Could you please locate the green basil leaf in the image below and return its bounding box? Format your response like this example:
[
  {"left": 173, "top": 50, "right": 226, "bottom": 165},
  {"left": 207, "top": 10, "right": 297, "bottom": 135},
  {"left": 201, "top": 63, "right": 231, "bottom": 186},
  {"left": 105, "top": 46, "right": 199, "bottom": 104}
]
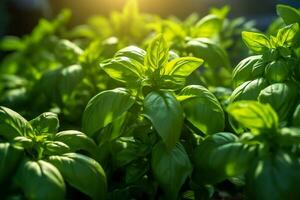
[
  {"left": 192, "top": 14, "right": 223, "bottom": 38},
  {"left": 44, "top": 141, "right": 70, "bottom": 155},
  {"left": 258, "top": 83, "right": 298, "bottom": 122},
  {"left": 0, "top": 143, "right": 23, "bottom": 184},
  {"left": 246, "top": 152, "right": 300, "bottom": 200},
  {"left": 0, "top": 106, "right": 33, "bottom": 139},
  {"left": 144, "top": 34, "right": 169, "bottom": 71},
  {"left": 115, "top": 45, "right": 146, "bottom": 64},
  {"left": 13, "top": 136, "right": 33, "bottom": 148},
  {"left": 82, "top": 88, "right": 135, "bottom": 137},
  {"left": 179, "top": 85, "right": 224, "bottom": 134},
  {"left": 0, "top": 36, "right": 25, "bottom": 51},
  {"left": 100, "top": 57, "right": 144, "bottom": 84},
  {"left": 54, "top": 39, "right": 83, "bottom": 64},
  {"left": 227, "top": 101, "right": 278, "bottom": 134},
  {"left": 54, "top": 130, "right": 98, "bottom": 157},
  {"left": 230, "top": 78, "right": 268, "bottom": 102},
  {"left": 152, "top": 141, "right": 192, "bottom": 200},
  {"left": 242, "top": 31, "right": 270, "bottom": 53},
  {"left": 293, "top": 104, "right": 300, "bottom": 127},
  {"left": 276, "top": 23, "right": 299, "bottom": 47},
  {"left": 113, "top": 138, "right": 149, "bottom": 167},
  {"left": 232, "top": 55, "right": 263, "bottom": 88},
  {"left": 144, "top": 91, "right": 183, "bottom": 149},
  {"left": 48, "top": 153, "right": 107, "bottom": 200},
  {"left": 193, "top": 132, "right": 256, "bottom": 184},
  {"left": 277, "top": 128, "right": 300, "bottom": 146},
  {"left": 125, "top": 159, "right": 149, "bottom": 184},
  {"left": 186, "top": 38, "right": 231, "bottom": 69},
  {"left": 15, "top": 159, "right": 65, "bottom": 200},
  {"left": 276, "top": 4, "right": 300, "bottom": 25},
  {"left": 162, "top": 57, "right": 203, "bottom": 84},
  {"left": 264, "top": 60, "right": 290, "bottom": 83},
  {"left": 30, "top": 112, "right": 59, "bottom": 135},
  {"left": 59, "top": 64, "right": 84, "bottom": 96}
]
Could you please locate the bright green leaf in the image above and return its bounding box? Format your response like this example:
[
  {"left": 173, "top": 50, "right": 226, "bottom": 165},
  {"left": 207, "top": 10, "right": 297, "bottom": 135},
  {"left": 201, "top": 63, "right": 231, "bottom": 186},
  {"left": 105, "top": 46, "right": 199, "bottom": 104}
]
[
  {"left": 100, "top": 57, "right": 144, "bottom": 84},
  {"left": 162, "top": 57, "right": 203, "bottom": 83},
  {"left": 276, "top": 23, "right": 299, "bottom": 47},
  {"left": 115, "top": 45, "right": 146, "bottom": 64},
  {"left": 242, "top": 31, "right": 270, "bottom": 53},
  {"left": 144, "top": 34, "right": 169, "bottom": 71},
  {"left": 193, "top": 14, "right": 223, "bottom": 38},
  {"left": 82, "top": 88, "right": 135, "bottom": 137},
  {"left": 227, "top": 101, "right": 279, "bottom": 134}
]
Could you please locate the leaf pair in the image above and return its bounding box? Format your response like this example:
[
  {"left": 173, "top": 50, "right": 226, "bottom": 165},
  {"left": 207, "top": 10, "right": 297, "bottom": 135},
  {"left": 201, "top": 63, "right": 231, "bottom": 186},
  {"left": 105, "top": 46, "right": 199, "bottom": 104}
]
[
  {"left": 0, "top": 106, "right": 107, "bottom": 200},
  {"left": 242, "top": 23, "right": 299, "bottom": 53},
  {"left": 144, "top": 85, "right": 225, "bottom": 150},
  {"left": 100, "top": 34, "right": 203, "bottom": 90}
]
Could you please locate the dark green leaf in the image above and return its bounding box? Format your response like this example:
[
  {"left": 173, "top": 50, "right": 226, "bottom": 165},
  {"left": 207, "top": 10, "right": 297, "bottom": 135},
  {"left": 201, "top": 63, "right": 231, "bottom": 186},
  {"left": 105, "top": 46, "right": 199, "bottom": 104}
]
[
  {"left": 179, "top": 85, "right": 224, "bottom": 134},
  {"left": 30, "top": 112, "right": 59, "bottom": 135},
  {"left": 0, "top": 143, "right": 23, "bottom": 184},
  {"left": 193, "top": 132, "right": 256, "bottom": 184},
  {"left": 277, "top": 128, "right": 300, "bottom": 146},
  {"left": 144, "top": 91, "right": 183, "bottom": 149},
  {"left": 44, "top": 141, "right": 70, "bottom": 155},
  {"left": 246, "top": 152, "right": 300, "bottom": 200},
  {"left": 59, "top": 64, "right": 84, "bottom": 96},
  {"left": 232, "top": 55, "right": 263, "bottom": 88},
  {"left": 152, "top": 141, "right": 192, "bottom": 200},
  {"left": 276, "top": 4, "right": 300, "bottom": 25},
  {"left": 15, "top": 159, "right": 65, "bottom": 200},
  {"left": 264, "top": 60, "right": 290, "bottom": 83},
  {"left": 54, "top": 130, "right": 98, "bottom": 157},
  {"left": 186, "top": 38, "right": 231, "bottom": 69},
  {"left": 48, "top": 153, "right": 107, "bottom": 200},
  {"left": 293, "top": 104, "right": 300, "bottom": 127},
  {"left": 230, "top": 78, "right": 268, "bottom": 102},
  {"left": 258, "top": 83, "right": 298, "bottom": 122},
  {"left": 0, "top": 106, "right": 33, "bottom": 140}
]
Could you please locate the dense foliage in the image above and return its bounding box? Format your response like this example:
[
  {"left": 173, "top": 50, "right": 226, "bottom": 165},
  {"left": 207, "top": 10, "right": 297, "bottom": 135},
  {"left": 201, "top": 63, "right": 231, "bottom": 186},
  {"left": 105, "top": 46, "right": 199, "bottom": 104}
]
[{"left": 0, "top": 1, "right": 300, "bottom": 199}]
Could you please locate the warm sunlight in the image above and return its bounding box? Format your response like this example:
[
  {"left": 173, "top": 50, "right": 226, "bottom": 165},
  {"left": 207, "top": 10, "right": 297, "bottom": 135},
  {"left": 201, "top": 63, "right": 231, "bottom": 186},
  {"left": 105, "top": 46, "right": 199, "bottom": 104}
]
[{"left": 1, "top": 0, "right": 300, "bottom": 199}]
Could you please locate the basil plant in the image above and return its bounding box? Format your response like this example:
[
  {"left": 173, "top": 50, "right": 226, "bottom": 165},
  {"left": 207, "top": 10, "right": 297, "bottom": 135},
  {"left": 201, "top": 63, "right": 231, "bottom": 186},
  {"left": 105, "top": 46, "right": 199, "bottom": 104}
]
[
  {"left": 82, "top": 34, "right": 225, "bottom": 199},
  {"left": 0, "top": 106, "right": 106, "bottom": 200},
  {"left": 230, "top": 5, "right": 300, "bottom": 126},
  {"left": 193, "top": 101, "right": 300, "bottom": 200}
]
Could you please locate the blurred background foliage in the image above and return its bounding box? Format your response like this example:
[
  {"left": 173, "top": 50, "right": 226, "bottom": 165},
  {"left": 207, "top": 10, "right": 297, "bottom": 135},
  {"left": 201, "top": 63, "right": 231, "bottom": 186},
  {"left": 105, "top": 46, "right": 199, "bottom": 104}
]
[{"left": 0, "top": 0, "right": 299, "bottom": 38}]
